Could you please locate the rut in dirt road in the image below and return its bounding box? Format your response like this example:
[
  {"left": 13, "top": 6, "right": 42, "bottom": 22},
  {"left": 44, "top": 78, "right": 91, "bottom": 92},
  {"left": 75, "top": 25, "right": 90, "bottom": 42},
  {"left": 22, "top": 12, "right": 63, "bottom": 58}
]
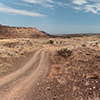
[{"left": 0, "top": 49, "right": 50, "bottom": 100}]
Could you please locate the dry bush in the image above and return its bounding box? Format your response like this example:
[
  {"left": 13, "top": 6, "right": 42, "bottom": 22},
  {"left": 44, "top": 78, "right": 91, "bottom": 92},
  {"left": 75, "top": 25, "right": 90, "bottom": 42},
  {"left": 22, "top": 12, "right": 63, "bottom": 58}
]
[
  {"left": 88, "top": 92, "right": 100, "bottom": 100},
  {"left": 3, "top": 42, "right": 19, "bottom": 48},
  {"left": 81, "top": 44, "right": 86, "bottom": 47},
  {"left": 48, "top": 40, "right": 54, "bottom": 44},
  {"left": 57, "top": 48, "right": 72, "bottom": 58},
  {"left": 0, "top": 38, "right": 4, "bottom": 40}
]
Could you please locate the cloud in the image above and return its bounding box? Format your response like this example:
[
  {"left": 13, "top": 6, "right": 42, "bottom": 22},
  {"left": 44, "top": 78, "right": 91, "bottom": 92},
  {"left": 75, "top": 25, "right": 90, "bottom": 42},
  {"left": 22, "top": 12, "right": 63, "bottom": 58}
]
[
  {"left": 22, "top": 0, "right": 44, "bottom": 4},
  {"left": 0, "top": 3, "right": 46, "bottom": 17},
  {"left": 71, "top": 0, "right": 100, "bottom": 14},
  {"left": 13, "top": 2, "right": 32, "bottom": 7},
  {"left": 73, "top": 0, "right": 87, "bottom": 5},
  {"left": 22, "top": 0, "right": 53, "bottom": 8},
  {"left": 84, "top": 4, "right": 97, "bottom": 14},
  {"left": 72, "top": 6, "right": 82, "bottom": 10},
  {"left": 13, "top": 0, "right": 100, "bottom": 15},
  {"left": 22, "top": 0, "right": 66, "bottom": 8},
  {"left": 47, "top": 0, "right": 54, "bottom": 3}
]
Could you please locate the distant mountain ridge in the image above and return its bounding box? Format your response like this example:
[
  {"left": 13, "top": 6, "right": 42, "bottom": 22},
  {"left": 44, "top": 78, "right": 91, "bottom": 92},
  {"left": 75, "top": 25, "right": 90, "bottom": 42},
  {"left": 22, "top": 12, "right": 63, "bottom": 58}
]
[{"left": 0, "top": 24, "right": 48, "bottom": 38}]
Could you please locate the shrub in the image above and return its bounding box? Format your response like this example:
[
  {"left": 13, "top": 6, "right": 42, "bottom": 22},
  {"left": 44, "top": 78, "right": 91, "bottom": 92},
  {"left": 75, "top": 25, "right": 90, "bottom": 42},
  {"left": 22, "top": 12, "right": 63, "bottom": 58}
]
[
  {"left": 67, "top": 36, "right": 71, "bottom": 38},
  {"left": 57, "top": 48, "right": 72, "bottom": 58},
  {"left": 3, "top": 42, "right": 19, "bottom": 48},
  {"left": 0, "top": 38, "right": 4, "bottom": 40},
  {"left": 48, "top": 40, "right": 54, "bottom": 44},
  {"left": 81, "top": 44, "right": 86, "bottom": 47},
  {"left": 60, "top": 41, "right": 62, "bottom": 44},
  {"left": 56, "top": 41, "right": 58, "bottom": 44},
  {"left": 88, "top": 92, "right": 100, "bottom": 100}
]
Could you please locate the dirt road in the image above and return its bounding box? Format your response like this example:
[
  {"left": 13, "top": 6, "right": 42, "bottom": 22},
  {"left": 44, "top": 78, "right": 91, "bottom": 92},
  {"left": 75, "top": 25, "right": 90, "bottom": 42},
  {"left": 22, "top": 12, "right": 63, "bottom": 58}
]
[{"left": 0, "top": 49, "right": 50, "bottom": 100}]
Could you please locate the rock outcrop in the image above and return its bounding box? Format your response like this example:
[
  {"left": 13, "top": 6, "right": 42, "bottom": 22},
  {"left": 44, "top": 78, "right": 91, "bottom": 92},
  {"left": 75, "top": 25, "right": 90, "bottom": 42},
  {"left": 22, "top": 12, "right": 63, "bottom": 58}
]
[{"left": 0, "top": 24, "right": 47, "bottom": 38}]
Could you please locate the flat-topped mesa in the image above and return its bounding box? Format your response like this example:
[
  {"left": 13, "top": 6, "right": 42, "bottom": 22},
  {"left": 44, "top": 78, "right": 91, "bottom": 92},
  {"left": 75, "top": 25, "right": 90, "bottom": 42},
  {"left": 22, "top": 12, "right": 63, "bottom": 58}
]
[{"left": 0, "top": 25, "right": 48, "bottom": 38}]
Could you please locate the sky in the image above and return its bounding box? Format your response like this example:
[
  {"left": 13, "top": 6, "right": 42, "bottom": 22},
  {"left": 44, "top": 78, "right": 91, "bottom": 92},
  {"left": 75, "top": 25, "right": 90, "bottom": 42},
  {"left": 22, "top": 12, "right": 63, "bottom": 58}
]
[{"left": 0, "top": 0, "right": 100, "bottom": 34}]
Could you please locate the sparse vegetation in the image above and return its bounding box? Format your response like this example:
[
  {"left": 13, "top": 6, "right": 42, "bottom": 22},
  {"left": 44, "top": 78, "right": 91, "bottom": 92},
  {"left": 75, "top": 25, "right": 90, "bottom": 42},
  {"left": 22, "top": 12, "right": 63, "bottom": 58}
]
[
  {"left": 60, "top": 41, "right": 62, "bottom": 44},
  {"left": 57, "top": 48, "right": 72, "bottom": 58},
  {"left": 0, "top": 38, "right": 4, "bottom": 40},
  {"left": 0, "top": 27, "right": 100, "bottom": 100},
  {"left": 88, "top": 92, "right": 100, "bottom": 100},
  {"left": 81, "top": 44, "right": 86, "bottom": 47},
  {"left": 3, "top": 42, "right": 19, "bottom": 48},
  {"left": 0, "top": 25, "right": 47, "bottom": 38},
  {"left": 47, "top": 40, "right": 54, "bottom": 44},
  {"left": 56, "top": 41, "right": 58, "bottom": 44}
]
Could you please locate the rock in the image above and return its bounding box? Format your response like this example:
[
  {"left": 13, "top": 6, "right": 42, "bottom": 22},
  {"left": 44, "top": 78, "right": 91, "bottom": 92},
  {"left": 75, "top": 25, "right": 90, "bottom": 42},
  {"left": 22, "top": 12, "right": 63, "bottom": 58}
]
[
  {"left": 86, "top": 74, "right": 99, "bottom": 79},
  {"left": 85, "top": 82, "right": 90, "bottom": 86},
  {"left": 90, "top": 74, "right": 99, "bottom": 79},
  {"left": 16, "top": 46, "right": 19, "bottom": 48},
  {"left": 37, "top": 83, "right": 39, "bottom": 85},
  {"left": 1, "top": 55, "right": 6, "bottom": 58},
  {"left": 7, "top": 52, "right": 13, "bottom": 56},
  {"left": 53, "top": 96, "right": 57, "bottom": 100},
  {"left": 46, "top": 87, "right": 51, "bottom": 90},
  {"left": 32, "top": 46, "right": 34, "bottom": 48},
  {"left": 93, "top": 86, "right": 96, "bottom": 89},
  {"left": 14, "top": 50, "right": 19, "bottom": 53},
  {"left": 21, "top": 46, "right": 24, "bottom": 49},
  {"left": 0, "top": 64, "right": 3, "bottom": 67},
  {"left": 20, "top": 52, "right": 24, "bottom": 55},
  {"left": 57, "top": 79, "right": 66, "bottom": 85},
  {"left": 96, "top": 81, "right": 98, "bottom": 83},
  {"left": 90, "top": 88, "right": 92, "bottom": 90},
  {"left": 0, "top": 50, "right": 5, "bottom": 54}
]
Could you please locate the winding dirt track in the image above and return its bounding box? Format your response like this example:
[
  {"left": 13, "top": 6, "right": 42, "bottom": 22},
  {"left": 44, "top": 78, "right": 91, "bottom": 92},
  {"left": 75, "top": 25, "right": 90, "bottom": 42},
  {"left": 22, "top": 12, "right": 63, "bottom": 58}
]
[{"left": 0, "top": 49, "right": 50, "bottom": 100}]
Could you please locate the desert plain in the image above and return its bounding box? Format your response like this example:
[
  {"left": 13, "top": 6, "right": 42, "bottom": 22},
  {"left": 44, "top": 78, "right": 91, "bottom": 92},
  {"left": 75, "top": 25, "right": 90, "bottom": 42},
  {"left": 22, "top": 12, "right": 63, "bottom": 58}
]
[{"left": 0, "top": 25, "right": 100, "bottom": 100}]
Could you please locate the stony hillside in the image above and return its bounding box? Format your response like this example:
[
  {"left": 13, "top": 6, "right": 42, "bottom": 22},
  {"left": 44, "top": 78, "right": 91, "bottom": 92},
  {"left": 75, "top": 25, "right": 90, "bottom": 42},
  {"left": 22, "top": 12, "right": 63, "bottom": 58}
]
[{"left": 0, "top": 25, "right": 47, "bottom": 38}]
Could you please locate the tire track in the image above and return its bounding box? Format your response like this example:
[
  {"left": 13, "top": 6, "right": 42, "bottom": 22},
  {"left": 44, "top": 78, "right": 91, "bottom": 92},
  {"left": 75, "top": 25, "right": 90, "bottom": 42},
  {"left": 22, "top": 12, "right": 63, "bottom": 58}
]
[{"left": 0, "top": 49, "right": 49, "bottom": 100}]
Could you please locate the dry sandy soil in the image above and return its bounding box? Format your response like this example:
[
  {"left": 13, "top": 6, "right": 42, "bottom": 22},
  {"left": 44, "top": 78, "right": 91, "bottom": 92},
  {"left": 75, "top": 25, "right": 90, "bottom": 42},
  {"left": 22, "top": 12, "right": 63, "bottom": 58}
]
[{"left": 0, "top": 35, "right": 100, "bottom": 100}]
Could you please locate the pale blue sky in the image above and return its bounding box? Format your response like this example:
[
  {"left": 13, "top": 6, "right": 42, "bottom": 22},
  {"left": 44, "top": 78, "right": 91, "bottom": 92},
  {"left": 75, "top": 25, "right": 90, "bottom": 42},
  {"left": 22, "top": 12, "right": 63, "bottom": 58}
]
[{"left": 0, "top": 0, "right": 100, "bottom": 34}]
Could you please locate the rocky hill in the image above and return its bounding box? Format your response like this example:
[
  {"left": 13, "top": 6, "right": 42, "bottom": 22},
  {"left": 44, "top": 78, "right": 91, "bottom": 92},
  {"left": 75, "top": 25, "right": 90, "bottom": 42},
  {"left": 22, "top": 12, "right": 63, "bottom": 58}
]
[
  {"left": 40, "top": 31, "right": 51, "bottom": 37},
  {"left": 0, "top": 24, "right": 47, "bottom": 38}
]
